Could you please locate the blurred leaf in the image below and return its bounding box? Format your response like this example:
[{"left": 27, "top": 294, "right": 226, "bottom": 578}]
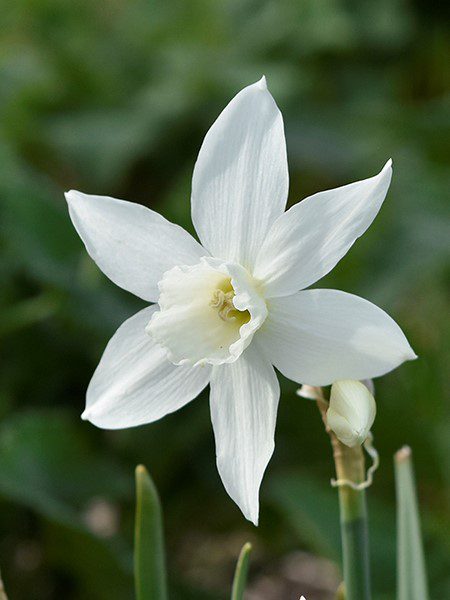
[
  {"left": 230, "top": 542, "right": 252, "bottom": 600},
  {"left": 134, "top": 465, "right": 167, "bottom": 600},
  {"left": 0, "top": 142, "right": 79, "bottom": 288},
  {"left": 0, "top": 410, "right": 130, "bottom": 515},
  {"left": 44, "top": 521, "right": 133, "bottom": 600},
  {"left": 395, "top": 446, "right": 429, "bottom": 600},
  {"left": 0, "top": 292, "right": 59, "bottom": 338},
  {"left": 266, "top": 469, "right": 398, "bottom": 595},
  {"left": 0, "top": 410, "right": 133, "bottom": 598},
  {"left": 267, "top": 470, "right": 341, "bottom": 560}
]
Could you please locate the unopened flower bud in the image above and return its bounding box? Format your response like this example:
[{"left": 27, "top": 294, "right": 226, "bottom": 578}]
[{"left": 326, "top": 380, "right": 376, "bottom": 448}]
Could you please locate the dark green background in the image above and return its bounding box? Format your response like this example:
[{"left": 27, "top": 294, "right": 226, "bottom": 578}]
[{"left": 0, "top": 1, "right": 448, "bottom": 598}]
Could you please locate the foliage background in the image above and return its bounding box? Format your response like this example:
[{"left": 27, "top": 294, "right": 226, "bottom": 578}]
[{"left": 0, "top": 1, "right": 448, "bottom": 598}]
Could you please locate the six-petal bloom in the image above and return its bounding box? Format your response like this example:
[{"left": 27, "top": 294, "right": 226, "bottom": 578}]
[{"left": 66, "top": 77, "right": 416, "bottom": 524}]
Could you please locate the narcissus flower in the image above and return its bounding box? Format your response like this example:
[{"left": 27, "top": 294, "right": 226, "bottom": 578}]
[
  {"left": 66, "top": 77, "right": 416, "bottom": 524},
  {"left": 327, "top": 380, "right": 376, "bottom": 447}
]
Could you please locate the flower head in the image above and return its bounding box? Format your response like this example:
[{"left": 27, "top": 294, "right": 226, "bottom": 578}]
[
  {"left": 326, "top": 380, "right": 376, "bottom": 447},
  {"left": 66, "top": 77, "right": 416, "bottom": 524}
]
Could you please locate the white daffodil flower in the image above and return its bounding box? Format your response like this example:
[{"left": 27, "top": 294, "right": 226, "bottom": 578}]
[
  {"left": 326, "top": 380, "right": 376, "bottom": 447},
  {"left": 66, "top": 77, "right": 416, "bottom": 524}
]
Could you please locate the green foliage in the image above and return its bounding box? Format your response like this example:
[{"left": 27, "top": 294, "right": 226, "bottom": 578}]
[
  {"left": 230, "top": 542, "right": 252, "bottom": 600},
  {"left": 395, "top": 447, "right": 429, "bottom": 600},
  {"left": 134, "top": 466, "right": 167, "bottom": 600},
  {"left": 0, "top": 411, "right": 133, "bottom": 598},
  {"left": 0, "top": 0, "right": 448, "bottom": 597},
  {"left": 267, "top": 468, "right": 448, "bottom": 599}
]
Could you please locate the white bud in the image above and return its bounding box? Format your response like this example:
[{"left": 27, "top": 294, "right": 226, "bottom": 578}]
[{"left": 326, "top": 380, "right": 376, "bottom": 448}]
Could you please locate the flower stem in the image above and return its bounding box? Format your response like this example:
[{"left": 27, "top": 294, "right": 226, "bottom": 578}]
[
  {"left": 316, "top": 395, "right": 372, "bottom": 600},
  {"left": 334, "top": 442, "right": 371, "bottom": 600}
]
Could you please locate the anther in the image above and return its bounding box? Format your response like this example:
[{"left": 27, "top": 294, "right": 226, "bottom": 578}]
[{"left": 210, "top": 289, "right": 237, "bottom": 322}]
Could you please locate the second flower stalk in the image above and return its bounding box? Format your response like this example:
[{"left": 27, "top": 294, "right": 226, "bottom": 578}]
[{"left": 304, "top": 380, "right": 378, "bottom": 600}]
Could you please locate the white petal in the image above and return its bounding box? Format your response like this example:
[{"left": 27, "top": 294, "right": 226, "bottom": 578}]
[
  {"left": 191, "top": 77, "right": 289, "bottom": 270},
  {"left": 296, "top": 385, "right": 324, "bottom": 401},
  {"left": 209, "top": 342, "right": 280, "bottom": 524},
  {"left": 83, "top": 305, "right": 211, "bottom": 429},
  {"left": 260, "top": 289, "right": 416, "bottom": 386},
  {"left": 254, "top": 160, "right": 392, "bottom": 297},
  {"left": 66, "top": 190, "right": 206, "bottom": 302}
]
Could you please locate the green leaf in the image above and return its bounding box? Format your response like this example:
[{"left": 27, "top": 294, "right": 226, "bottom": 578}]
[
  {"left": 134, "top": 465, "right": 167, "bottom": 600},
  {"left": 231, "top": 542, "right": 252, "bottom": 600},
  {"left": 0, "top": 292, "right": 59, "bottom": 339},
  {"left": 266, "top": 470, "right": 341, "bottom": 560},
  {"left": 44, "top": 521, "right": 133, "bottom": 600},
  {"left": 0, "top": 410, "right": 130, "bottom": 516},
  {"left": 395, "top": 446, "right": 429, "bottom": 600},
  {"left": 0, "top": 410, "right": 133, "bottom": 599}
]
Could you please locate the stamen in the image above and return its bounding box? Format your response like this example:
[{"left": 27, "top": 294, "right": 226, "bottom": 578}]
[{"left": 210, "top": 289, "right": 238, "bottom": 322}]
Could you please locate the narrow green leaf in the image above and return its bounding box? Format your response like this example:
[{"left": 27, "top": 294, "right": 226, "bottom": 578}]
[
  {"left": 231, "top": 542, "right": 252, "bottom": 600},
  {"left": 134, "top": 465, "right": 167, "bottom": 600},
  {"left": 394, "top": 446, "right": 429, "bottom": 600}
]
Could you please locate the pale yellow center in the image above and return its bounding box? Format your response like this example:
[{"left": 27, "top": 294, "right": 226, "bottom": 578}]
[
  {"left": 209, "top": 279, "right": 251, "bottom": 325},
  {"left": 147, "top": 259, "right": 267, "bottom": 367}
]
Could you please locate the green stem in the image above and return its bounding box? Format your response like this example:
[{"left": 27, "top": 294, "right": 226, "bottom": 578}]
[
  {"left": 317, "top": 397, "right": 371, "bottom": 600},
  {"left": 336, "top": 455, "right": 371, "bottom": 600}
]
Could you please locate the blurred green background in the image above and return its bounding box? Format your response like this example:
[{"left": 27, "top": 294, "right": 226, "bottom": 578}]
[{"left": 0, "top": 1, "right": 449, "bottom": 598}]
